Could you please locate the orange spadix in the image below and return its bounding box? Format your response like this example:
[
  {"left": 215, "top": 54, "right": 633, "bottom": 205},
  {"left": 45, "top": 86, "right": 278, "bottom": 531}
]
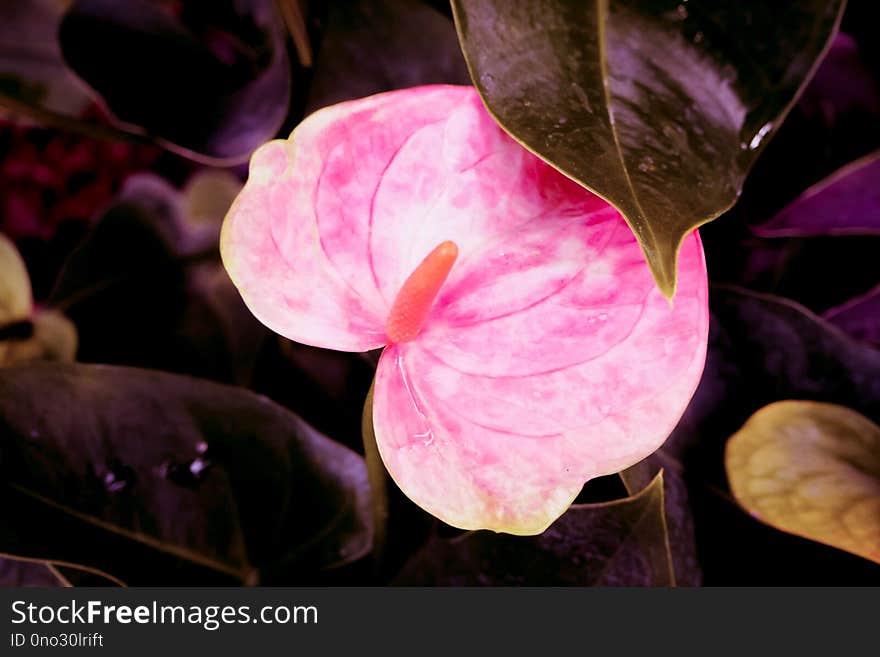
[{"left": 385, "top": 241, "right": 459, "bottom": 343}]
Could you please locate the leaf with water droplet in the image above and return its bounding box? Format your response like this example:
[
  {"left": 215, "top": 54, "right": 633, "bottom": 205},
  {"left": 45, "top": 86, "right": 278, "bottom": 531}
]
[
  {"left": 451, "top": 0, "right": 845, "bottom": 297},
  {"left": 725, "top": 400, "right": 880, "bottom": 565},
  {"left": 0, "top": 362, "right": 374, "bottom": 585}
]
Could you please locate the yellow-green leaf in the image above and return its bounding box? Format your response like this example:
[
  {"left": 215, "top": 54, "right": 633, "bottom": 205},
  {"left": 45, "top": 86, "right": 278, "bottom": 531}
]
[
  {"left": 0, "top": 233, "right": 32, "bottom": 321},
  {"left": 451, "top": 0, "right": 845, "bottom": 296},
  {"left": 725, "top": 400, "right": 880, "bottom": 565},
  {"left": 1, "top": 310, "right": 78, "bottom": 366}
]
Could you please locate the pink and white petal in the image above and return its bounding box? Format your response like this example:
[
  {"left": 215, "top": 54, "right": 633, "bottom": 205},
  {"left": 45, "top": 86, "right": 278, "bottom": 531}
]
[
  {"left": 367, "top": 90, "right": 612, "bottom": 305},
  {"left": 373, "top": 344, "right": 588, "bottom": 535},
  {"left": 421, "top": 215, "right": 656, "bottom": 376},
  {"left": 221, "top": 141, "right": 385, "bottom": 351},
  {"left": 372, "top": 233, "right": 708, "bottom": 534},
  {"left": 222, "top": 85, "right": 513, "bottom": 350}
]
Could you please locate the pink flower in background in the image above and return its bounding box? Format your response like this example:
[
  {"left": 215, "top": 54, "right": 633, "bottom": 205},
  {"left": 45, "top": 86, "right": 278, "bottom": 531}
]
[{"left": 221, "top": 85, "right": 709, "bottom": 534}]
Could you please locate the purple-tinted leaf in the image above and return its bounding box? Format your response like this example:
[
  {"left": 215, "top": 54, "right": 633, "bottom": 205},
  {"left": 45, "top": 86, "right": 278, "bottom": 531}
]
[
  {"left": 824, "top": 283, "right": 880, "bottom": 346},
  {"left": 58, "top": 0, "right": 291, "bottom": 163},
  {"left": 799, "top": 33, "right": 880, "bottom": 125},
  {"left": 661, "top": 286, "right": 880, "bottom": 583},
  {"left": 394, "top": 473, "right": 674, "bottom": 586},
  {"left": 0, "top": 558, "right": 66, "bottom": 587},
  {"left": 305, "top": 0, "right": 470, "bottom": 113},
  {"left": 734, "top": 234, "right": 880, "bottom": 314},
  {"left": 48, "top": 176, "right": 268, "bottom": 384},
  {"left": 753, "top": 150, "right": 880, "bottom": 237},
  {"left": 668, "top": 286, "right": 880, "bottom": 462},
  {"left": 0, "top": 362, "right": 373, "bottom": 585}
]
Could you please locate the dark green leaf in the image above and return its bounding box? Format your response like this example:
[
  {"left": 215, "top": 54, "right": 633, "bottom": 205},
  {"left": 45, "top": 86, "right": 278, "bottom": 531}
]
[
  {"left": 394, "top": 472, "right": 674, "bottom": 586},
  {"left": 306, "top": 0, "right": 470, "bottom": 113},
  {"left": 0, "top": 362, "right": 373, "bottom": 585},
  {"left": 58, "top": 0, "right": 291, "bottom": 163},
  {"left": 452, "top": 0, "right": 844, "bottom": 296}
]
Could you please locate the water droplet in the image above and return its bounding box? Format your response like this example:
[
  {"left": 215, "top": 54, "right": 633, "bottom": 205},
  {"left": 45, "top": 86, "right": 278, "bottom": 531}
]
[
  {"left": 637, "top": 156, "right": 655, "bottom": 172},
  {"left": 414, "top": 429, "right": 434, "bottom": 446},
  {"left": 196, "top": 441, "right": 209, "bottom": 455},
  {"left": 748, "top": 122, "right": 773, "bottom": 151},
  {"left": 162, "top": 455, "right": 213, "bottom": 487},
  {"left": 558, "top": 116, "right": 568, "bottom": 125},
  {"left": 676, "top": 4, "right": 688, "bottom": 19},
  {"left": 693, "top": 30, "right": 704, "bottom": 44},
  {"left": 103, "top": 462, "right": 136, "bottom": 493}
]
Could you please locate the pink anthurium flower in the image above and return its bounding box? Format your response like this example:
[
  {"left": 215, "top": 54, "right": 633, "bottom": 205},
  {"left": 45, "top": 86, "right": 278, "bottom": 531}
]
[{"left": 221, "top": 85, "right": 709, "bottom": 535}]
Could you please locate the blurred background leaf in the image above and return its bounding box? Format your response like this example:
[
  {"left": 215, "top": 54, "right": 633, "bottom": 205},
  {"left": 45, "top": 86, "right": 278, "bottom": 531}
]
[
  {"left": 452, "top": 0, "right": 845, "bottom": 296},
  {"left": 659, "top": 286, "right": 880, "bottom": 583},
  {"left": 57, "top": 0, "right": 292, "bottom": 163},
  {"left": 823, "top": 284, "right": 880, "bottom": 347},
  {"left": 0, "top": 233, "right": 77, "bottom": 367},
  {"left": 394, "top": 473, "right": 675, "bottom": 586},
  {"left": 0, "top": 362, "right": 374, "bottom": 585},
  {"left": 753, "top": 149, "right": 880, "bottom": 237},
  {"left": 306, "top": 0, "right": 469, "bottom": 112},
  {"left": 0, "top": 0, "right": 93, "bottom": 118},
  {"left": 725, "top": 401, "right": 880, "bottom": 564}
]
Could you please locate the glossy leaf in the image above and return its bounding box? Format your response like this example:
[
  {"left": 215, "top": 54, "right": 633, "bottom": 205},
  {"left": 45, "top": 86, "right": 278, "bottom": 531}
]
[
  {"left": 58, "top": 0, "right": 291, "bottom": 163},
  {"left": 452, "top": 0, "right": 845, "bottom": 296},
  {"left": 394, "top": 472, "right": 675, "bottom": 586},
  {"left": 726, "top": 401, "right": 880, "bottom": 564},
  {"left": 665, "top": 286, "right": 880, "bottom": 463},
  {"left": 799, "top": 32, "right": 880, "bottom": 124},
  {"left": 222, "top": 86, "right": 709, "bottom": 534},
  {"left": 306, "top": 0, "right": 470, "bottom": 113},
  {"left": 753, "top": 149, "right": 880, "bottom": 237},
  {"left": 0, "top": 362, "right": 373, "bottom": 584}
]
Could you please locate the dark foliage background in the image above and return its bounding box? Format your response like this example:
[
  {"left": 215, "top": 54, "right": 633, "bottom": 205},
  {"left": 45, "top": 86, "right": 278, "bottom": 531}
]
[{"left": 0, "top": 0, "right": 878, "bottom": 586}]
